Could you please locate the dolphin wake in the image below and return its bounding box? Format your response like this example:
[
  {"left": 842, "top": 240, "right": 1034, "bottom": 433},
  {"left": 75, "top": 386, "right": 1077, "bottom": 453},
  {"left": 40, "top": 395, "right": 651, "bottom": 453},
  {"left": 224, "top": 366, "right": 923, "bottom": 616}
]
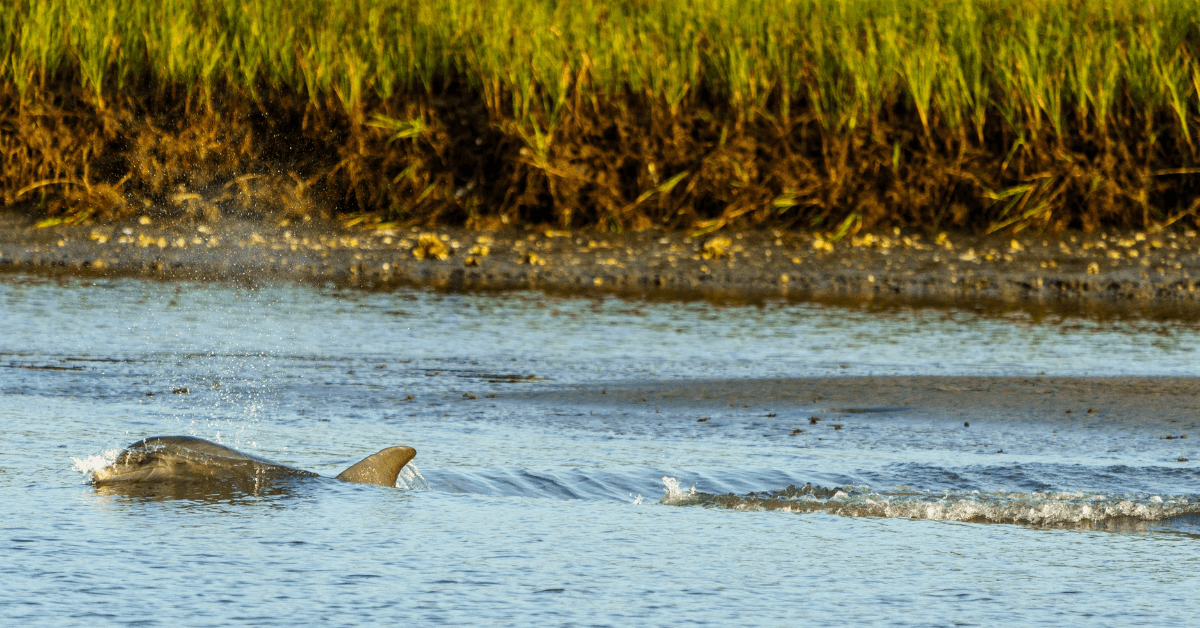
[{"left": 657, "top": 477, "right": 1200, "bottom": 530}]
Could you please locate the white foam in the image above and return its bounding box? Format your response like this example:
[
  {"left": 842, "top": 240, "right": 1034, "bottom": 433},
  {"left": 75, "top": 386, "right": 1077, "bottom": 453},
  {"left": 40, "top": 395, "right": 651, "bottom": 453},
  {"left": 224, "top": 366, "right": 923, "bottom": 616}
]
[
  {"left": 659, "top": 477, "right": 698, "bottom": 505},
  {"left": 71, "top": 449, "right": 119, "bottom": 482},
  {"left": 661, "top": 483, "right": 1200, "bottom": 528}
]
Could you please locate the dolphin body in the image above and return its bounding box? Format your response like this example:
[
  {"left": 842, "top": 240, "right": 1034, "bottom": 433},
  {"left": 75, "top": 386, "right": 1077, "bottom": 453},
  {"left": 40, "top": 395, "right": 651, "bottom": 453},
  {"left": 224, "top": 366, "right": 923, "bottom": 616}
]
[{"left": 92, "top": 436, "right": 416, "bottom": 490}]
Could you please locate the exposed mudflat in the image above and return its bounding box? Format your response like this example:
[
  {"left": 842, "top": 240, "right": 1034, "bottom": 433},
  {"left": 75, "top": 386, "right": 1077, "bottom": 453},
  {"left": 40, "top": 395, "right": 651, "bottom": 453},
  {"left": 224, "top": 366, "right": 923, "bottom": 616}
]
[
  {"left": 509, "top": 376, "right": 1200, "bottom": 430},
  {"left": 4, "top": 211, "right": 1200, "bottom": 316}
]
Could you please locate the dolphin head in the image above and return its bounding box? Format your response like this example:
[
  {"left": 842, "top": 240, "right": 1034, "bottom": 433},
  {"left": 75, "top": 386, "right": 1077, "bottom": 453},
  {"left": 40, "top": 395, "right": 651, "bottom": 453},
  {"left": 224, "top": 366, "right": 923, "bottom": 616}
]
[{"left": 91, "top": 436, "right": 290, "bottom": 486}]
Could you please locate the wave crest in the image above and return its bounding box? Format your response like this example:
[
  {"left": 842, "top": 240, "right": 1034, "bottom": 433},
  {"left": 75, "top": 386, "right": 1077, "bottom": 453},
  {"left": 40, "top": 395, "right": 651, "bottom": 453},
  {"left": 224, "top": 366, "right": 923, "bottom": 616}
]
[{"left": 659, "top": 480, "right": 1200, "bottom": 529}]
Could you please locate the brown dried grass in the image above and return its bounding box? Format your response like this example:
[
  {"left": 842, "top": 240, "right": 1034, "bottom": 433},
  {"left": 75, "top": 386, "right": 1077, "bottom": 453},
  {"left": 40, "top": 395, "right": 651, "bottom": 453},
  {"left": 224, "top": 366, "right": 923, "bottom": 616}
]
[{"left": 2, "top": 77, "right": 1199, "bottom": 237}]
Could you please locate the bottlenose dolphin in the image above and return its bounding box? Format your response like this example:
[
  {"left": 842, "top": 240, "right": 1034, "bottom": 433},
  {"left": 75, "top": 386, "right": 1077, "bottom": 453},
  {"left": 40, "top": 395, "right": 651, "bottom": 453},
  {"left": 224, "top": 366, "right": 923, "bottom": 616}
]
[{"left": 92, "top": 436, "right": 416, "bottom": 489}]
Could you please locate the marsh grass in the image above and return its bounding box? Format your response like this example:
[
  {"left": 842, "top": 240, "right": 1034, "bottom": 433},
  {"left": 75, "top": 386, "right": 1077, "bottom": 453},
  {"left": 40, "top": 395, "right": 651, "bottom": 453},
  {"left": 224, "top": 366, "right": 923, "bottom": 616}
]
[{"left": 5, "top": 0, "right": 1200, "bottom": 234}]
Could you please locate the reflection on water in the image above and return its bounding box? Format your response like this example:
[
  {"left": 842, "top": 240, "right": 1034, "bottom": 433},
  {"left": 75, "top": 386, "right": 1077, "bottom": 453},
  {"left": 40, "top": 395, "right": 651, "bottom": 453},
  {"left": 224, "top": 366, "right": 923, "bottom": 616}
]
[{"left": 2, "top": 274, "right": 1200, "bottom": 626}]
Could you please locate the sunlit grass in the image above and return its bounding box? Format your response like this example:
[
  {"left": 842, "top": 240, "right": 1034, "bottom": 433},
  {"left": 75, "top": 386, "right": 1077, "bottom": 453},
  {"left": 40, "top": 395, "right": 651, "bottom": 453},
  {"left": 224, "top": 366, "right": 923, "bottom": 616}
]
[{"left": 1, "top": 0, "right": 1196, "bottom": 133}]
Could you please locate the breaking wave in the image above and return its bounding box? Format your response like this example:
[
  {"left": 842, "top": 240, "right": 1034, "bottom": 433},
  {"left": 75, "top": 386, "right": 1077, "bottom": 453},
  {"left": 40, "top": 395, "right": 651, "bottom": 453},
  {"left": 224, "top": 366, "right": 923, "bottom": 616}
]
[
  {"left": 396, "top": 463, "right": 430, "bottom": 490},
  {"left": 658, "top": 477, "right": 1200, "bottom": 530}
]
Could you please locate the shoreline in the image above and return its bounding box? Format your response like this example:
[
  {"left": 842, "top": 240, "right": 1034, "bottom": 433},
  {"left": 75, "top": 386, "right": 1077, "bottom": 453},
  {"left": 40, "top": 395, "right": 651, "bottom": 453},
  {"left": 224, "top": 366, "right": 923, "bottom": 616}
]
[{"left": 4, "top": 211, "right": 1200, "bottom": 317}]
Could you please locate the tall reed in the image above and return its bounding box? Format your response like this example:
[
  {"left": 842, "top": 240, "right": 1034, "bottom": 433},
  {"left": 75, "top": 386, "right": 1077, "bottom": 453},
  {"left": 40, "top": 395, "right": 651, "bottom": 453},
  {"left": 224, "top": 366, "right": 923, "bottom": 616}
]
[{"left": 0, "top": 0, "right": 1193, "bottom": 129}]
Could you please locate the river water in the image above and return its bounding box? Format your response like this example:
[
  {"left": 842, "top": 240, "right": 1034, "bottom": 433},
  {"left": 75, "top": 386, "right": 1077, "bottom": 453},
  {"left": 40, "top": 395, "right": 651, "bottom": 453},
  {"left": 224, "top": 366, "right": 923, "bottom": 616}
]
[{"left": 2, "top": 274, "right": 1199, "bottom": 626}]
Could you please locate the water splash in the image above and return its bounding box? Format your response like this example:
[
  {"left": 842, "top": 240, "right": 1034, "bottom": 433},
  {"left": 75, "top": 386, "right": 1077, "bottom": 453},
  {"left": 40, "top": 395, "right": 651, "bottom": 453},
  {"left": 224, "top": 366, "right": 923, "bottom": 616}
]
[
  {"left": 71, "top": 449, "right": 119, "bottom": 482},
  {"left": 660, "top": 476, "right": 696, "bottom": 504},
  {"left": 659, "top": 480, "right": 1200, "bottom": 529}
]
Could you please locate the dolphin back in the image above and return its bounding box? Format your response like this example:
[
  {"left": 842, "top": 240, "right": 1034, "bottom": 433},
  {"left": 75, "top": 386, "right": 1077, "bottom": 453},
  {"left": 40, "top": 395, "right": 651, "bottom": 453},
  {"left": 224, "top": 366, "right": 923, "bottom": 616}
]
[{"left": 335, "top": 446, "right": 417, "bottom": 486}]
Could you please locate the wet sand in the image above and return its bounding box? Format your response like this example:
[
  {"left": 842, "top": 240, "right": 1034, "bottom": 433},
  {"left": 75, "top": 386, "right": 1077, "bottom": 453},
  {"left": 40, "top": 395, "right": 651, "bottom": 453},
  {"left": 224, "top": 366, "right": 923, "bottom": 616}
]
[
  {"left": 3, "top": 211, "right": 1200, "bottom": 314},
  {"left": 510, "top": 376, "right": 1200, "bottom": 431}
]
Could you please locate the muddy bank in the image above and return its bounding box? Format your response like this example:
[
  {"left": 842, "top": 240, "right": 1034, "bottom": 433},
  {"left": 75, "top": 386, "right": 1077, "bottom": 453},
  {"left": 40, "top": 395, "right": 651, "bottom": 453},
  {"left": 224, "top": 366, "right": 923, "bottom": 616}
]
[
  {"left": 506, "top": 376, "right": 1200, "bottom": 432},
  {"left": 3, "top": 211, "right": 1200, "bottom": 315}
]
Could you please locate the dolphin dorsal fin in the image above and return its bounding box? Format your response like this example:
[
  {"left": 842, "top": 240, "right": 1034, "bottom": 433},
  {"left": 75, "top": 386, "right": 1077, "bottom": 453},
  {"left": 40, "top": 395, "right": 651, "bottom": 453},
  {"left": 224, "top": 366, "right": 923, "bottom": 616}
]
[{"left": 335, "top": 446, "right": 416, "bottom": 486}]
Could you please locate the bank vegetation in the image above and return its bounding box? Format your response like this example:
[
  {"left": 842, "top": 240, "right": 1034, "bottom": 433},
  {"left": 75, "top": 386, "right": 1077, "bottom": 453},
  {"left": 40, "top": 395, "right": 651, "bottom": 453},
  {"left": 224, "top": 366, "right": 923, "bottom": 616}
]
[{"left": 5, "top": 0, "right": 1200, "bottom": 237}]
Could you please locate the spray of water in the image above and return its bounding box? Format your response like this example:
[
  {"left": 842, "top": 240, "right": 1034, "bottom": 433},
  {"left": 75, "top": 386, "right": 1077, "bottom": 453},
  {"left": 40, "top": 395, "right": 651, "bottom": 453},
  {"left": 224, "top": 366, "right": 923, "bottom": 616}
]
[
  {"left": 657, "top": 478, "right": 1200, "bottom": 528},
  {"left": 660, "top": 476, "right": 697, "bottom": 505},
  {"left": 71, "top": 449, "right": 120, "bottom": 482}
]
